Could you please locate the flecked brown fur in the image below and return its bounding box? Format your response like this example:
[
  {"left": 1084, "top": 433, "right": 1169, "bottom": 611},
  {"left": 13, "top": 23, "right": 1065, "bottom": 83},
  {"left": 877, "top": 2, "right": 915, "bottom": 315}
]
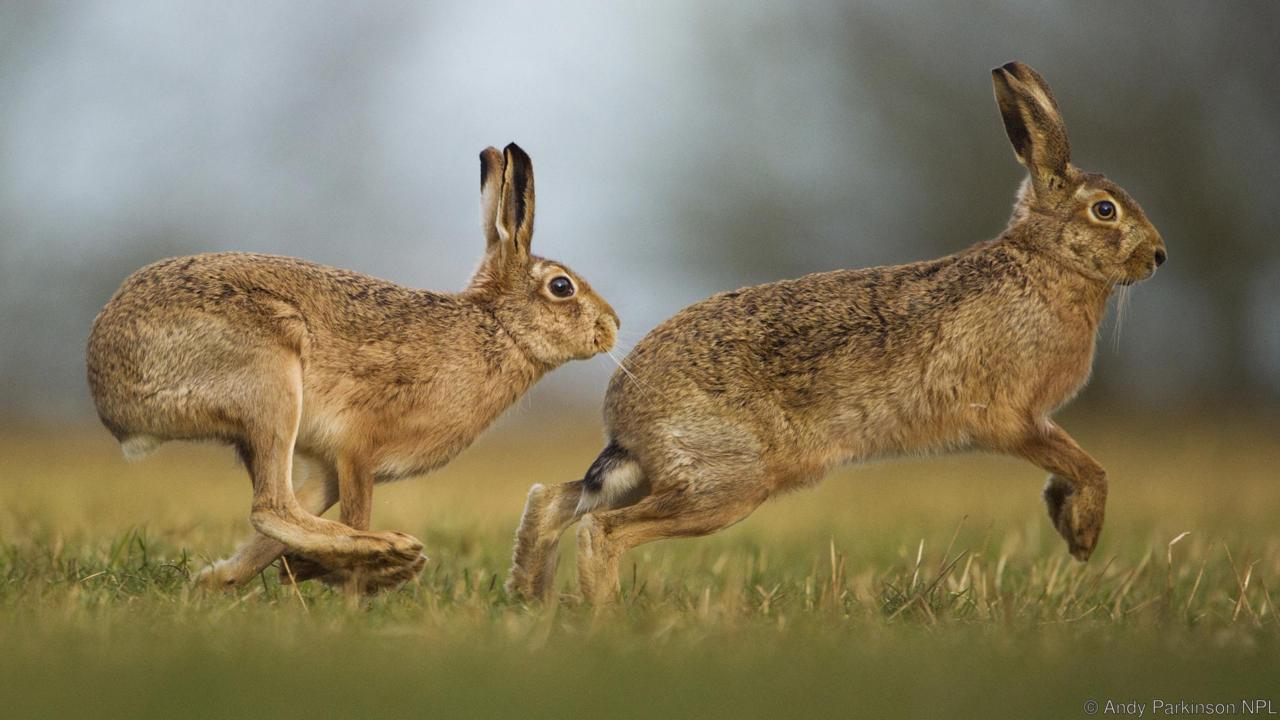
[
  {"left": 507, "top": 63, "right": 1166, "bottom": 603},
  {"left": 87, "top": 144, "right": 618, "bottom": 593}
]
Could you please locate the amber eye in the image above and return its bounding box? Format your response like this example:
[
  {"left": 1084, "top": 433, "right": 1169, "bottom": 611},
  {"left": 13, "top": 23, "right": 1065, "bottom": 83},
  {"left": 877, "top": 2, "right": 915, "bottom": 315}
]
[
  {"left": 548, "top": 275, "right": 575, "bottom": 298},
  {"left": 1092, "top": 200, "right": 1116, "bottom": 221}
]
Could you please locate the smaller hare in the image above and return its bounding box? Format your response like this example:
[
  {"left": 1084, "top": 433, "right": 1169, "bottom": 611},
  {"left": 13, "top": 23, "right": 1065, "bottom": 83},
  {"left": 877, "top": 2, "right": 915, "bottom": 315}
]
[
  {"left": 87, "top": 143, "right": 619, "bottom": 593},
  {"left": 508, "top": 62, "right": 1166, "bottom": 603}
]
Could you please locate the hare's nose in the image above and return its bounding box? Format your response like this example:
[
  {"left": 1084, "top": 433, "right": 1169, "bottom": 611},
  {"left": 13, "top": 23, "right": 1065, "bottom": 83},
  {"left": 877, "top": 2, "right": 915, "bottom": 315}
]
[{"left": 1154, "top": 248, "right": 1167, "bottom": 267}]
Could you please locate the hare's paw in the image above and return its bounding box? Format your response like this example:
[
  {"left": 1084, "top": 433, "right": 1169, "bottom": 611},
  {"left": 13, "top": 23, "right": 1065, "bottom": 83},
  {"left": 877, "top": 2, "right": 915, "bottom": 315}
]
[
  {"left": 1043, "top": 476, "right": 1072, "bottom": 526},
  {"left": 385, "top": 531, "right": 424, "bottom": 561},
  {"left": 193, "top": 562, "right": 239, "bottom": 592},
  {"left": 358, "top": 552, "right": 427, "bottom": 593},
  {"left": 576, "top": 514, "right": 622, "bottom": 604},
  {"left": 287, "top": 530, "right": 420, "bottom": 571},
  {"left": 1043, "top": 475, "right": 1105, "bottom": 561},
  {"left": 320, "top": 552, "right": 427, "bottom": 594},
  {"left": 505, "top": 566, "right": 554, "bottom": 603},
  {"left": 505, "top": 568, "right": 542, "bottom": 602},
  {"left": 507, "top": 484, "right": 545, "bottom": 590},
  {"left": 278, "top": 553, "right": 332, "bottom": 584},
  {"left": 343, "top": 530, "right": 423, "bottom": 564}
]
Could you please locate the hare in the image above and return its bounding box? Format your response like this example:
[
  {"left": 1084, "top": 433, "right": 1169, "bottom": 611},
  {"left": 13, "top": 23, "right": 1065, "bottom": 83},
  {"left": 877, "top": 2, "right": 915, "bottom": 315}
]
[
  {"left": 507, "top": 62, "right": 1166, "bottom": 603},
  {"left": 87, "top": 143, "right": 619, "bottom": 593}
]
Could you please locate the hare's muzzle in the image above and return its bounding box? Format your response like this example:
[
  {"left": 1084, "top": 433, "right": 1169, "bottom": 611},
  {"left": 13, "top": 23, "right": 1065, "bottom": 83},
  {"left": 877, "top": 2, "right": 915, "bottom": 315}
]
[
  {"left": 1144, "top": 224, "right": 1167, "bottom": 276},
  {"left": 594, "top": 309, "right": 620, "bottom": 353}
]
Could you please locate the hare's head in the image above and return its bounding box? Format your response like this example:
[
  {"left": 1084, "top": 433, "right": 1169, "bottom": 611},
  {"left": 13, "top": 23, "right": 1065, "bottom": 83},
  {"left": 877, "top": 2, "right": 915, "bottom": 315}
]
[
  {"left": 469, "top": 143, "right": 619, "bottom": 365},
  {"left": 993, "top": 62, "right": 1167, "bottom": 286}
]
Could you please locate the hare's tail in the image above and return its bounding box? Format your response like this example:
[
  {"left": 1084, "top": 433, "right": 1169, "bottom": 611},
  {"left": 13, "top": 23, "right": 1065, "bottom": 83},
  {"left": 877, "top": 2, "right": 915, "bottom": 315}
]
[
  {"left": 575, "top": 441, "right": 645, "bottom": 515},
  {"left": 119, "top": 434, "right": 165, "bottom": 461}
]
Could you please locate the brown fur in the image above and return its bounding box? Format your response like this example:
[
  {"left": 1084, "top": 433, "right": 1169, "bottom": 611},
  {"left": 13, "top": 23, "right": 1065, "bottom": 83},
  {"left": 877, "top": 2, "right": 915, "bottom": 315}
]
[
  {"left": 86, "top": 143, "right": 618, "bottom": 592},
  {"left": 507, "top": 62, "right": 1166, "bottom": 603}
]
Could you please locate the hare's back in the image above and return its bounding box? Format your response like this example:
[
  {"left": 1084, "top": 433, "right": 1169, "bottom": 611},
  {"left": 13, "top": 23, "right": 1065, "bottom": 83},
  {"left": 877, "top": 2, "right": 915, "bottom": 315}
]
[
  {"left": 603, "top": 255, "right": 1008, "bottom": 433},
  {"left": 611, "top": 269, "right": 917, "bottom": 406},
  {"left": 87, "top": 253, "right": 442, "bottom": 428},
  {"left": 98, "top": 253, "right": 419, "bottom": 323}
]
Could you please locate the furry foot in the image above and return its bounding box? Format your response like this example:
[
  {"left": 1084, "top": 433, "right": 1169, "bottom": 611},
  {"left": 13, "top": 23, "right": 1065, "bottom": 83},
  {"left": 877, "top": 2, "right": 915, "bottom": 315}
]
[
  {"left": 506, "top": 484, "right": 562, "bottom": 602},
  {"left": 575, "top": 514, "right": 619, "bottom": 604},
  {"left": 277, "top": 553, "right": 332, "bottom": 584},
  {"left": 505, "top": 483, "right": 546, "bottom": 601},
  {"left": 320, "top": 553, "right": 428, "bottom": 595},
  {"left": 347, "top": 530, "right": 423, "bottom": 563},
  {"left": 193, "top": 561, "right": 242, "bottom": 592},
  {"left": 1043, "top": 475, "right": 1105, "bottom": 561},
  {"left": 280, "top": 551, "right": 427, "bottom": 595},
  {"left": 504, "top": 571, "right": 547, "bottom": 603},
  {"left": 297, "top": 530, "right": 423, "bottom": 570},
  {"left": 505, "top": 557, "right": 559, "bottom": 603},
  {"left": 250, "top": 510, "right": 423, "bottom": 567}
]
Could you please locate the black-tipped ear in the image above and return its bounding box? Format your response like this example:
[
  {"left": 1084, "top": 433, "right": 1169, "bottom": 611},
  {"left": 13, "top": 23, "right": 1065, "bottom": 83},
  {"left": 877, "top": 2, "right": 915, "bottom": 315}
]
[
  {"left": 496, "top": 142, "right": 535, "bottom": 260},
  {"left": 479, "top": 147, "right": 503, "bottom": 248},
  {"left": 997, "top": 61, "right": 1063, "bottom": 115},
  {"left": 992, "top": 61, "right": 1072, "bottom": 196}
]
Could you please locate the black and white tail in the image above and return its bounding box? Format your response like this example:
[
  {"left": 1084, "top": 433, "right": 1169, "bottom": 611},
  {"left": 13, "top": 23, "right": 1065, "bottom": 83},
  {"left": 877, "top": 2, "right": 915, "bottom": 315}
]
[{"left": 576, "top": 441, "right": 645, "bottom": 515}]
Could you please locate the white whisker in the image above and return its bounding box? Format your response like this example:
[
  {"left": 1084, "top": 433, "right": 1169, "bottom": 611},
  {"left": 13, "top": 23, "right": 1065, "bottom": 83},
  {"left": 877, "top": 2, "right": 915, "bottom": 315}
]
[
  {"left": 603, "top": 348, "right": 668, "bottom": 402},
  {"left": 1101, "top": 269, "right": 1126, "bottom": 351},
  {"left": 1112, "top": 279, "right": 1131, "bottom": 351}
]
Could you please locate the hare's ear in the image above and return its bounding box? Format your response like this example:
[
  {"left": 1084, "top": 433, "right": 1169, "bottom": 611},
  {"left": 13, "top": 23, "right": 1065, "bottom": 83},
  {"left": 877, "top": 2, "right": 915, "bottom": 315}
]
[
  {"left": 496, "top": 142, "right": 535, "bottom": 263},
  {"left": 479, "top": 146, "right": 504, "bottom": 249},
  {"left": 992, "top": 61, "right": 1072, "bottom": 197}
]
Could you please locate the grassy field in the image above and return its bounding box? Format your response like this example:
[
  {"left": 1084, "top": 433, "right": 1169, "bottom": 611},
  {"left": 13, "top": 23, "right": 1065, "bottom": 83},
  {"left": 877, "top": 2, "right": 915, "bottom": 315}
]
[{"left": 1, "top": 409, "right": 1278, "bottom": 719}]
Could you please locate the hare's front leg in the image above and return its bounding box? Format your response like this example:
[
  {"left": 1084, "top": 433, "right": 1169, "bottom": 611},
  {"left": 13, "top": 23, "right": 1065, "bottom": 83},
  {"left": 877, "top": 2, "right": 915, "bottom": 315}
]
[
  {"left": 197, "top": 457, "right": 338, "bottom": 590},
  {"left": 278, "top": 456, "right": 428, "bottom": 594},
  {"left": 307, "top": 457, "right": 427, "bottom": 593},
  {"left": 242, "top": 358, "right": 423, "bottom": 569},
  {"left": 506, "top": 481, "right": 586, "bottom": 601},
  {"left": 1011, "top": 421, "right": 1108, "bottom": 561}
]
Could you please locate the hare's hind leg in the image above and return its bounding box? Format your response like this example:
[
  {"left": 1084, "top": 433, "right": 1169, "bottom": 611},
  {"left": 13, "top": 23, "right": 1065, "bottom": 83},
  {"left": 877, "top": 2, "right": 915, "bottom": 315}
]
[
  {"left": 1010, "top": 422, "right": 1107, "bottom": 561},
  {"left": 506, "top": 481, "right": 588, "bottom": 601},
  {"left": 576, "top": 480, "right": 768, "bottom": 604},
  {"left": 241, "top": 355, "right": 423, "bottom": 569},
  {"left": 197, "top": 456, "right": 338, "bottom": 590}
]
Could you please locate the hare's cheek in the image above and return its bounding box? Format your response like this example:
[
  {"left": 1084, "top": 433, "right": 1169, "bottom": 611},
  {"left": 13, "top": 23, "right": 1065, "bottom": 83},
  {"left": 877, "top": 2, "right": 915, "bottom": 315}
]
[
  {"left": 1119, "top": 231, "right": 1149, "bottom": 263},
  {"left": 1122, "top": 224, "right": 1152, "bottom": 252},
  {"left": 1100, "top": 227, "right": 1127, "bottom": 255}
]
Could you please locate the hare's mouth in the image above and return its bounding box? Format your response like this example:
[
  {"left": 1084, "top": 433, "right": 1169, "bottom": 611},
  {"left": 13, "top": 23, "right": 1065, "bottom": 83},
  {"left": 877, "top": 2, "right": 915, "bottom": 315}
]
[
  {"left": 1118, "top": 268, "right": 1153, "bottom": 286},
  {"left": 1118, "top": 245, "right": 1164, "bottom": 285}
]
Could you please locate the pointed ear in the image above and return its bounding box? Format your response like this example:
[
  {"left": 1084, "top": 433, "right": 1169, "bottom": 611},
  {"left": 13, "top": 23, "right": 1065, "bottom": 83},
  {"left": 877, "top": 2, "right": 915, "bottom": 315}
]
[
  {"left": 479, "top": 146, "right": 503, "bottom": 249},
  {"left": 992, "top": 61, "right": 1072, "bottom": 197},
  {"left": 496, "top": 142, "right": 535, "bottom": 262}
]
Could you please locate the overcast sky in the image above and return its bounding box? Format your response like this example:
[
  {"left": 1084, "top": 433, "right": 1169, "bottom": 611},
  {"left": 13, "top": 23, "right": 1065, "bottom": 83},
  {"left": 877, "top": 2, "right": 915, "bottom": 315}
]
[{"left": 2, "top": 1, "right": 1277, "bottom": 419}]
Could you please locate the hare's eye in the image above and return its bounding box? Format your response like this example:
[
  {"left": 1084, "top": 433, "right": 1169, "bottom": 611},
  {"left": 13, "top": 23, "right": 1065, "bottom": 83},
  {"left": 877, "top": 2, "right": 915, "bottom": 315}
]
[
  {"left": 548, "top": 276, "right": 575, "bottom": 298},
  {"left": 1092, "top": 200, "right": 1116, "bottom": 221}
]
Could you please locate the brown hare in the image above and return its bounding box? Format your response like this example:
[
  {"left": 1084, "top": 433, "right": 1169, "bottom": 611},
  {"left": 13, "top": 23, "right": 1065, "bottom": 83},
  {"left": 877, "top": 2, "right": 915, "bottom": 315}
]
[
  {"left": 507, "top": 62, "right": 1166, "bottom": 603},
  {"left": 87, "top": 143, "right": 619, "bottom": 593}
]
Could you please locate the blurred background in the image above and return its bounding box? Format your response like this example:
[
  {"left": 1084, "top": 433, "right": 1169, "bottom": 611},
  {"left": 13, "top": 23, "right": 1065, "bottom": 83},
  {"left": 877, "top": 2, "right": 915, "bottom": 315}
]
[
  {"left": 2, "top": 8, "right": 1278, "bottom": 714},
  {"left": 1, "top": 0, "right": 1278, "bottom": 422}
]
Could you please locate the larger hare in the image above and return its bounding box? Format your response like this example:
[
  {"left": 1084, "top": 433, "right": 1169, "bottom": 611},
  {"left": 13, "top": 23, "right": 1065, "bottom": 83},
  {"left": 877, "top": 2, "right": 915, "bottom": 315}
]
[
  {"left": 88, "top": 143, "right": 619, "bottom": 592},
  {"left": 508, "top": 63, "right": 1166, "bottom": 603}
]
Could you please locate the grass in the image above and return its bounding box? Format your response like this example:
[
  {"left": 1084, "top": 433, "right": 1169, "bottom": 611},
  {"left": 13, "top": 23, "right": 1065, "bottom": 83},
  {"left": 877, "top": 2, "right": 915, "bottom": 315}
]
[{"left": 1, "top": 409, "right": 1278, "bottom": 719}]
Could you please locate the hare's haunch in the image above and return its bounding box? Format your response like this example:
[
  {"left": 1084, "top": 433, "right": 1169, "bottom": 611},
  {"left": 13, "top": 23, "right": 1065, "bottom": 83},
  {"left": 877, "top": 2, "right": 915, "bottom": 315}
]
[
  {"left": 87, "top": 144, "right": 619, "bottom": 594},
  {"left": 507, "top": 62, "right": 1166, "bottom": 603}
]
